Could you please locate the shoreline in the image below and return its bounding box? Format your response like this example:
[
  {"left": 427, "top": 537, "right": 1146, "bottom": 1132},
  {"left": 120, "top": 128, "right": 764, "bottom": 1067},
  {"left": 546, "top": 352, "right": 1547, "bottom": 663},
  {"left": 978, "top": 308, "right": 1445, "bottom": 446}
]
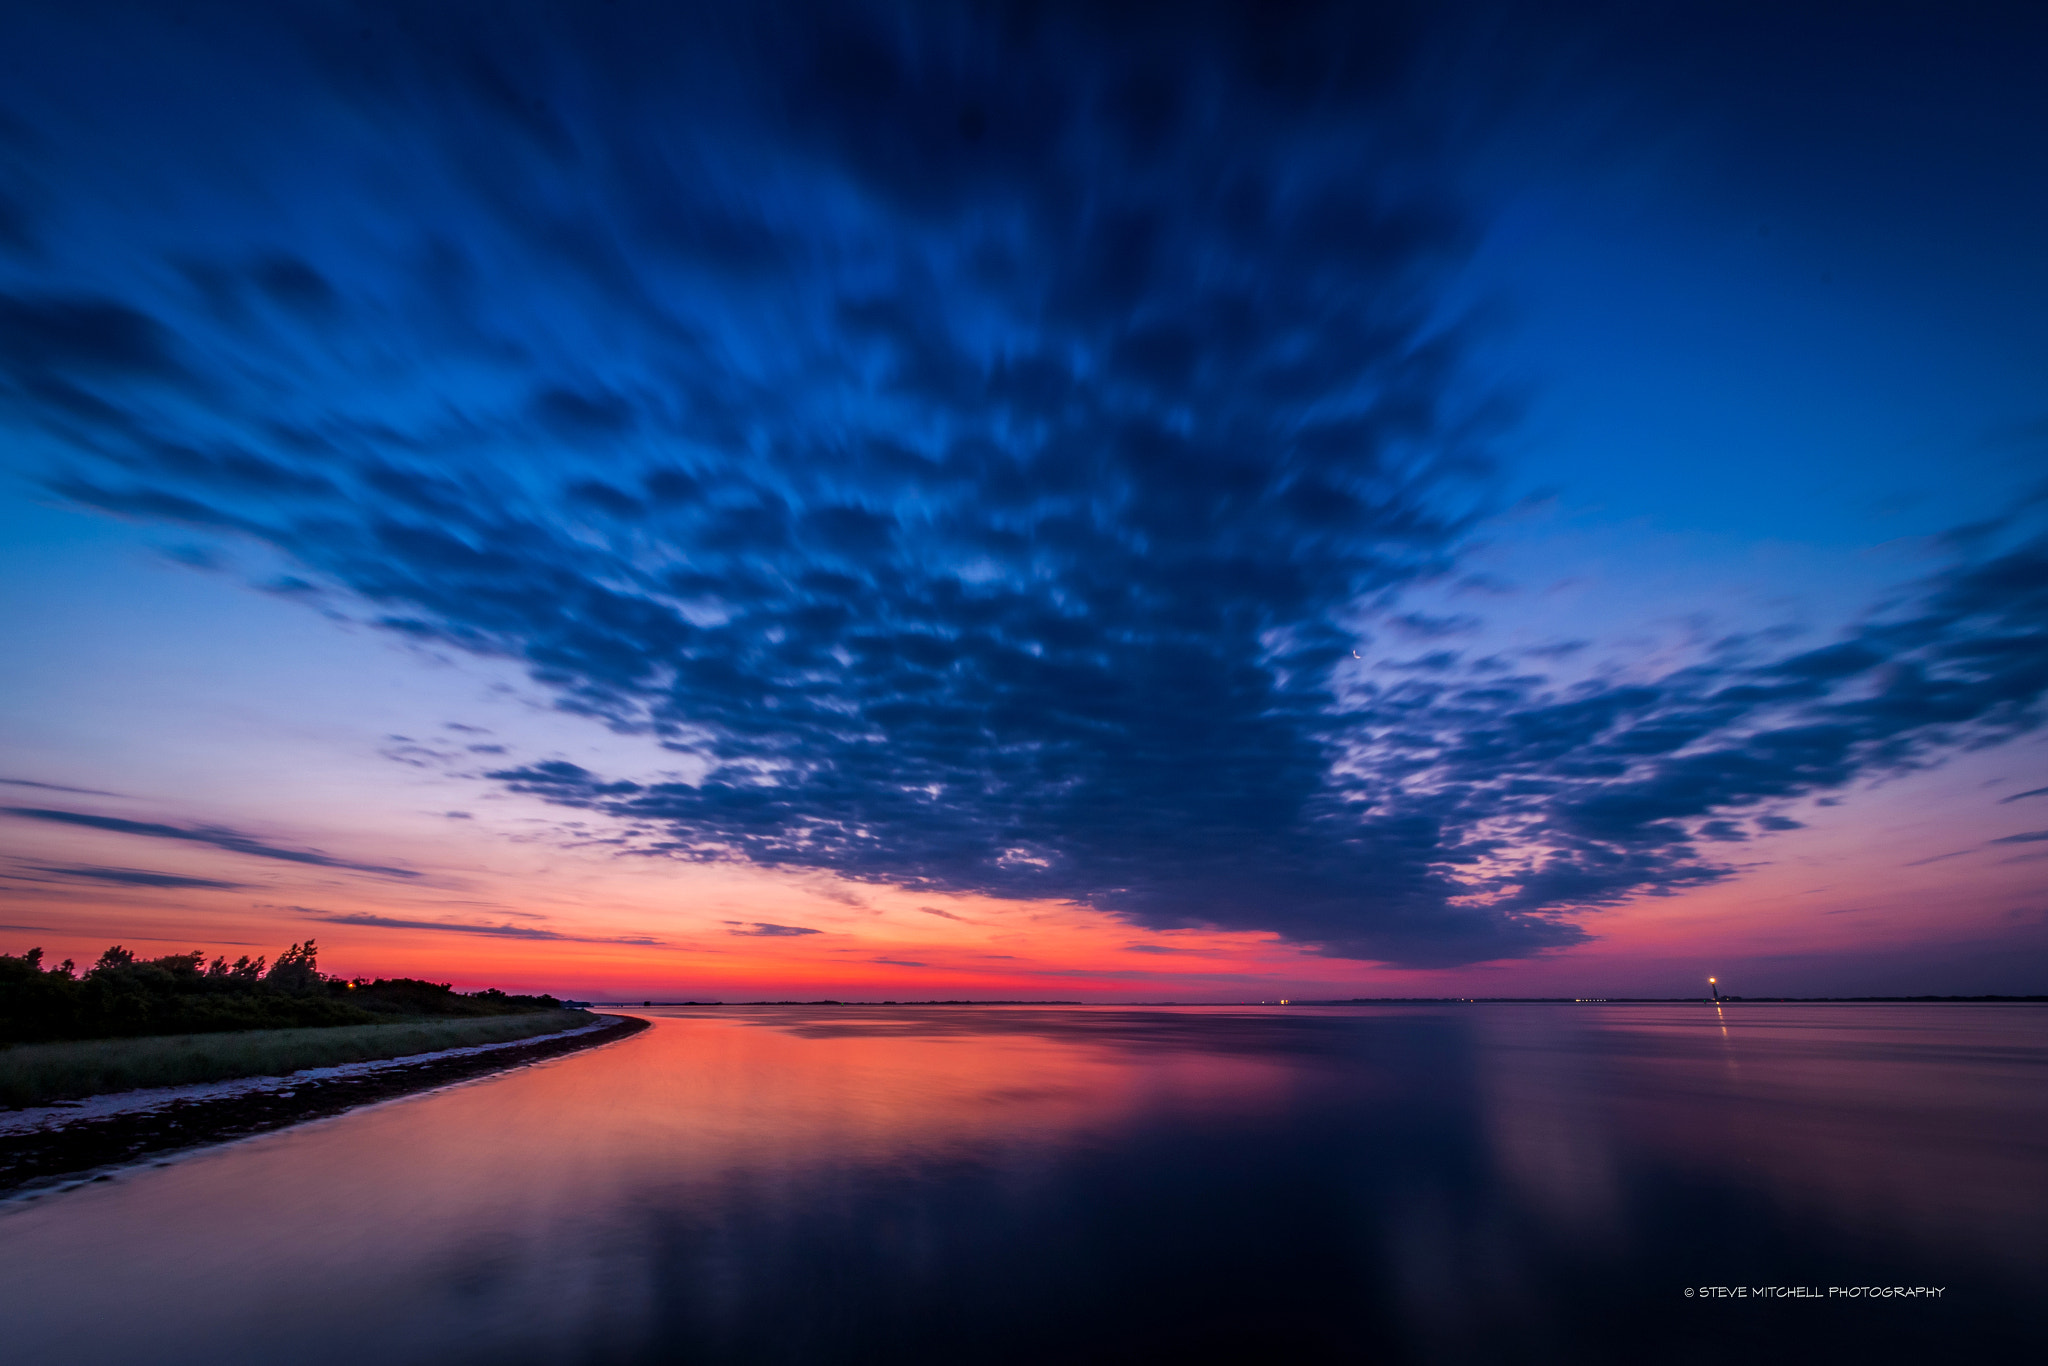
[{"left": 0, "top": 1013, "right": 650, "bottom": 1199}]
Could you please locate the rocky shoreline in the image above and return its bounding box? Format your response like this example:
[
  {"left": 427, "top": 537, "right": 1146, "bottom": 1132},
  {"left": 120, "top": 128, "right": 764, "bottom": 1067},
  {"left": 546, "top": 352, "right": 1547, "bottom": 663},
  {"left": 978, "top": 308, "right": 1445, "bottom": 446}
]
[{"left": 0, "top": 1013, "right": 650, "bottom": 1198}]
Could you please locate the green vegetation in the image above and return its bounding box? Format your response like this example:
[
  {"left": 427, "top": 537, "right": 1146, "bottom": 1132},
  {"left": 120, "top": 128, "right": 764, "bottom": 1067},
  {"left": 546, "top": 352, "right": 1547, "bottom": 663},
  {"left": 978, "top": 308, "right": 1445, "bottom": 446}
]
[
  {"left": 0, "top": 1010, "right": 594, "bottom": 1107},
  {"left": 0, "top": 940, "right": 566, "bottom": 1045}
]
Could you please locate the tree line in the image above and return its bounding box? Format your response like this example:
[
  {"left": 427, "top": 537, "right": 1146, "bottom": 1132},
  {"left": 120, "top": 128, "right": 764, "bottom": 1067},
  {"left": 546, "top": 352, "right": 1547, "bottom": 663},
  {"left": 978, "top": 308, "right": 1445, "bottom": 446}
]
[{"left": 0, "top": 940, "right": 563, "bottom": 1044}]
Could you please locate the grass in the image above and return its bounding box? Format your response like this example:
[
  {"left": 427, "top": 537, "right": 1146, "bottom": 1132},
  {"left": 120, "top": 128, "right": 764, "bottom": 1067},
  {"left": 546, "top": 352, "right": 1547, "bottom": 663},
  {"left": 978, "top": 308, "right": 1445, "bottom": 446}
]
[{"left": 0, "top": 1009, "right": 596, "bottom": 1108}]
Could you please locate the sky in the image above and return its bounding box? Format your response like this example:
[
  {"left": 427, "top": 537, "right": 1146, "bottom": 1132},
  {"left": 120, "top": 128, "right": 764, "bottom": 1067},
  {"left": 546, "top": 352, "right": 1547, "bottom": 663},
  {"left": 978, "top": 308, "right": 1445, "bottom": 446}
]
[{"left": 1, "top": 0, "right": 2044, "bottom": 1000}]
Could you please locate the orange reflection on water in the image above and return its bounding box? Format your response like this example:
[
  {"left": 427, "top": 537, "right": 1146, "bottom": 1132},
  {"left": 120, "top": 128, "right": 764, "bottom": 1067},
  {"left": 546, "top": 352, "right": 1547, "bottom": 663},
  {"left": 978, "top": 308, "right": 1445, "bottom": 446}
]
[
  {"left": 481, "top": 1007, "right": 1300, "bottom": 1178},
  {"left": 0, "top": 1008, "right": 1303, "bottom": 1366}
]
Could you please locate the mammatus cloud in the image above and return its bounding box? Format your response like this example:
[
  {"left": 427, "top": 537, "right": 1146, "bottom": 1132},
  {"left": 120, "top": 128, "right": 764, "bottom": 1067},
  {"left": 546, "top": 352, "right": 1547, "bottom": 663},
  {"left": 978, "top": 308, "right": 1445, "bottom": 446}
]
[
  {"left": 0, "top": 3, "right": 2043, "bottom": 965},
  {"left": 299, "top": 909, "right": 660, "bottom": 945},
  {"left": 479, "top": 517, "right": 2048, "bottom": 966},
  {"left": 2, "top": 808, "right": 420, "bottom": 879}
]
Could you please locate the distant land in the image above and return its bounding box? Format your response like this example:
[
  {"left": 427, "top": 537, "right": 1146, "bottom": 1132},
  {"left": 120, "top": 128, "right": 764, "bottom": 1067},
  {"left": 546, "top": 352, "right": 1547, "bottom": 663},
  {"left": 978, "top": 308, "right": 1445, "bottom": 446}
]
[{"left": 597, "top": 996, "right": 2047, "bottom": 1007}]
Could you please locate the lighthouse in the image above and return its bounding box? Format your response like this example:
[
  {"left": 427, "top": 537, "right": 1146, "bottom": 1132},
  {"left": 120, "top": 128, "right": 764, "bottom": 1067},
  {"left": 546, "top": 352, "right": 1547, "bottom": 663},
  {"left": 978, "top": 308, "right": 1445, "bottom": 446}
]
[{"left": 1708, "top": 976, "right": 1721, "bottom": 1003}]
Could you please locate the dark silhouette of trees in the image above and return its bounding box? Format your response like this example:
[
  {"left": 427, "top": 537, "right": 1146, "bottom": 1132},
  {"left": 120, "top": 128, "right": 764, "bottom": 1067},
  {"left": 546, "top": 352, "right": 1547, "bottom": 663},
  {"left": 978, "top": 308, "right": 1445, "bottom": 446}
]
[
  {"left": 0, "top": 941, "right": 561, "bottom": 1044},
  {"left": 264, "top": 940, "right": 323, "bottom": 994}
]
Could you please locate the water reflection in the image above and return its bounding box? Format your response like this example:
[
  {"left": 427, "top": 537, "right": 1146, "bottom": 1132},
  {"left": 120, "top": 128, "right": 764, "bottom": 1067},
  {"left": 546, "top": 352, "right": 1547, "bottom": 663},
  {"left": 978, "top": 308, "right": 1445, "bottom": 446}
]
[{"left": 2, "top": 1005, "right": 2042, "bottom": 1363}]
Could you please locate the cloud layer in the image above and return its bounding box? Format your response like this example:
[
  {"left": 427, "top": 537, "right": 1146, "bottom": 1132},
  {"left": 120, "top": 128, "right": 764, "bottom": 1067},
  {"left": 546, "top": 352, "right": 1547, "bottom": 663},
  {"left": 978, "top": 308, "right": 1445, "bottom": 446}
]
[
  {"left": 3, "top": 809, "right": 419, "bottom": 880},
  {"left": 23, "top": 864, "right": 247, "bottom": 891},
  {"left": 299, "top": 909, "right": 660, "bottom": 946},
  {"left": 1, "top": 2, "right": 2043, "bottom": 964}
]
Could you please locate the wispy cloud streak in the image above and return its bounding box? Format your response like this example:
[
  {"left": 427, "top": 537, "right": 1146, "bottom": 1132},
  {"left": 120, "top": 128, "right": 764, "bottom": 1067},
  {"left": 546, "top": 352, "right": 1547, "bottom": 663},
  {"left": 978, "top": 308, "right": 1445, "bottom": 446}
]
[
  {"left": 299, "top": 910, "right": 659, "bottom": 945},
  {"left": 1, "top": 778, "right": 124, "bottom": 797},
  {"left": 22, "top": 863, "right": 246, "bottom": 890},
  {"left": 3, "top": 808, "right": 419, "bottom": 879}
]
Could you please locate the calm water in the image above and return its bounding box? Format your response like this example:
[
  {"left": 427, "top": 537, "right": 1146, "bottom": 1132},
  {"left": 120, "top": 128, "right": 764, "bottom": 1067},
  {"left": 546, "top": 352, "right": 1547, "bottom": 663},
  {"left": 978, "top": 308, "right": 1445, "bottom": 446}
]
[{"left": 2, "top": 1004, "right": 2043, "bottom": 1363}]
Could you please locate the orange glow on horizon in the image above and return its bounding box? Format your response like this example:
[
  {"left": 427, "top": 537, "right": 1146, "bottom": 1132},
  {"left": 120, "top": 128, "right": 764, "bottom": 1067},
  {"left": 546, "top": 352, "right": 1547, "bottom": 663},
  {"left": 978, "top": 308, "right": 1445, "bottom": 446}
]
[{"left": 7, "top": 732, "right": 2045, "bottom": 1002}]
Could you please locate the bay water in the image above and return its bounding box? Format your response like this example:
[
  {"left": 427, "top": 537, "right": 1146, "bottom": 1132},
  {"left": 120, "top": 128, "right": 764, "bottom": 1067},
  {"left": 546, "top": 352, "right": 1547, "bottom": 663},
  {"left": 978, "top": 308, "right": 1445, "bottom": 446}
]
[{"left": 2, "top": 1004, "right": 2042, "bottom": 1362}]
